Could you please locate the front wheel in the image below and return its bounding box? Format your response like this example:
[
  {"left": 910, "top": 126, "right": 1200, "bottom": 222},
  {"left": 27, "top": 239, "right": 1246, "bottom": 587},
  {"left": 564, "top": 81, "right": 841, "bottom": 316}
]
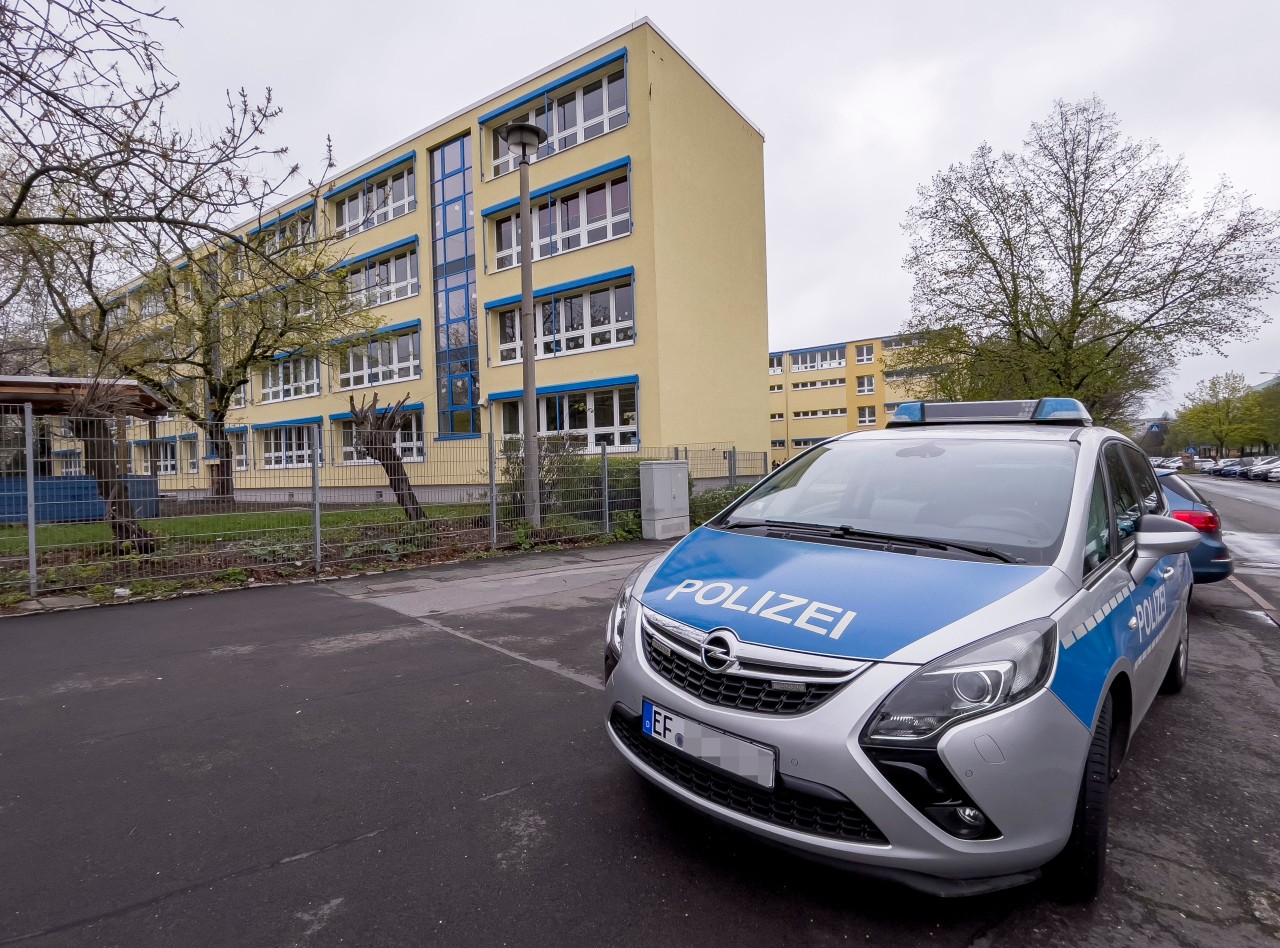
[
  {"left": 1047, "top": 693, "right": 1113, "bottom": 902},
  {"left": 1159, "top": 629, "right": 1189, "bottom": 695}
]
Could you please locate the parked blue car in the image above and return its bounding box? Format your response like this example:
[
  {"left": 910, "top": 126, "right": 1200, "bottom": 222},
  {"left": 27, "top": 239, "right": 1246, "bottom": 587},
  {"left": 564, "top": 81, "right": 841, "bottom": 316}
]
[{"left": 1159, "top": 471, "right": 1233, "bottom": 583}]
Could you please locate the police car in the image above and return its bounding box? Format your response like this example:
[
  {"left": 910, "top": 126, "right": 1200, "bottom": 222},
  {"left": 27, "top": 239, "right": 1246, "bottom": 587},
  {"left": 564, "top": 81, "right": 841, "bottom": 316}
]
[{"left": 604, "top": 398, "right": 1201, "bottom": 899}]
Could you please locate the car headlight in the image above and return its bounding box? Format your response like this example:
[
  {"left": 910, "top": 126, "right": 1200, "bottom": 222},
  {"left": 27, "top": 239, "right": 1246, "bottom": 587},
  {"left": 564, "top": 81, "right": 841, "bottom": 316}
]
[
  {"left": 607, "top": 566, "right": 644, "bottom": 660},
  {"left": 862, "top": 618, "right": 1057, "bottom": 745}
]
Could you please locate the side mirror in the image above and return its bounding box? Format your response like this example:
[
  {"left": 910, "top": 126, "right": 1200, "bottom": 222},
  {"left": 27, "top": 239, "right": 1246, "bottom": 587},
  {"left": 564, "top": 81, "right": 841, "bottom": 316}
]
[{"left": 1131, "top": 514, "right": 1201, "bottom": 582}]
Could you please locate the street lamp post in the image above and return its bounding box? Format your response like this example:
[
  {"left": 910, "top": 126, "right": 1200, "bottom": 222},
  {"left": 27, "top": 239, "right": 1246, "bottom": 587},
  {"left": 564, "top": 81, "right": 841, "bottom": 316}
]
[{"left": 498, "top": 122, "right": 548, "bottom": 528}]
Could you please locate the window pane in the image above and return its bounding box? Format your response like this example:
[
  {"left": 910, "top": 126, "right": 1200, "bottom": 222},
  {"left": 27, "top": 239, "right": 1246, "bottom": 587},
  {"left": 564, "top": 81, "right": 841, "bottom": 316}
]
[
  {"left": 615, "top": 283, "right": 633, "bottom": 322},
  {"left": 556, "top": 93, "right": 577, "bottom": 132},
  {"left": 582, "top": 80, "right": 604, "bottom": 121},
  {"left": 585, "top": 184, "right": 607, "bottom": 223},
  {"left": 595, "top": 391, "right": 615, "bottom": 427},
  {"left": 611, "top": 178, "right": 630, "bottom": 215},
  {"left": 607, "top": 71, "right": 626, "bottom": 111}
]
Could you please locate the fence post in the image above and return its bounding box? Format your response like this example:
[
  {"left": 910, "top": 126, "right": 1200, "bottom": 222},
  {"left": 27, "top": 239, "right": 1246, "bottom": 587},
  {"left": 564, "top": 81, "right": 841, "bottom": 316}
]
[
  {"left": 23, "top": 402, "right": 37, "bottom": 598},
  {"left": 728, "top": 447, "right": 738, "bottom": 489},
  {"left": 600, "top": 442, "right": 610, "bottom": 537},
  {"left": 311, "top": 423, "right": 322, "bottom": 574},
  {"left": 488, "top": 432, "right": 499, "bottom": 550}
]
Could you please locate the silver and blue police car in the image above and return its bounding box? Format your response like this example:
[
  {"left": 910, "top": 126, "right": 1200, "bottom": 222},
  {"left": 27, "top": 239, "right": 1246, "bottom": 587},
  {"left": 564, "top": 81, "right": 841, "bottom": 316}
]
[{"left": 604, "top": 398, "right": 1202, "bottom": 899}]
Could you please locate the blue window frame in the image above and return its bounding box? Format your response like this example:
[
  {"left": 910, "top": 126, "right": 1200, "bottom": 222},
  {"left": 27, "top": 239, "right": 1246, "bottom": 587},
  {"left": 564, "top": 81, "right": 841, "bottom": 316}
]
[{"left": 430, "top": 135, "right": 479, "bottom": 436}]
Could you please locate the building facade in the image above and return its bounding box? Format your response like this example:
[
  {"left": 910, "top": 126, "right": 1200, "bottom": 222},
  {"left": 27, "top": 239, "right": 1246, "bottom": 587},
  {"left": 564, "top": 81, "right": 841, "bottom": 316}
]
[
  {"left": 97, "top": 20, "right": 769, "bottom": 491},
  {"left": 767, "top": 335, "right": 918, "bottom": 466}
]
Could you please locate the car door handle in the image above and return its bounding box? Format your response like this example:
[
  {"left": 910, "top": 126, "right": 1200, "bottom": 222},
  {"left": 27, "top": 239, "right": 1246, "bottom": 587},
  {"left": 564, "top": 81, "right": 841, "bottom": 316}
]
[
  {"left": 1160, "top": 567, "right": 1176, "bottom": 579},
  {"left": 1128, "top": 617, "right": 1138, "bottom": 630}
]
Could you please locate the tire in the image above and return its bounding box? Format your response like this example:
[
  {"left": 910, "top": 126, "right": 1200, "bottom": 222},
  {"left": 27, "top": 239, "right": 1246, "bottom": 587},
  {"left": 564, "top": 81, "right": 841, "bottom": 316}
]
[
  {"left": 1048, "top": 693, "right": 1113, "bottom": 902},
  {"left": 1159, "top": 626, "right": 1189, "bottom": 695}
]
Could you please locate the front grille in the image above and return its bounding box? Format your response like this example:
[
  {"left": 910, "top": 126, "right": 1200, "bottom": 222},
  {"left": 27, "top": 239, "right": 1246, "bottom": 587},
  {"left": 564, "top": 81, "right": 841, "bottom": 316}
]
[
  {"left": 642, "top": 628, "right": 844, "bottom": 715},
  {"left": 610, "top": 710, "right": 887, "bottom": 844}
]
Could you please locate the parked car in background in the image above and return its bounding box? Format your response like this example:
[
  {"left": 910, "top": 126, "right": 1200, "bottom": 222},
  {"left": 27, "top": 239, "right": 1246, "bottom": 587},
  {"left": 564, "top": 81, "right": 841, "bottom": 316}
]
[
  {"left": 1270, "top": 466, "right": 1280, "bottom": 483},
  {"left": 1220, "top": 459, "right": 1257, "bottom": 477},
  {"left": 1152, "top": 457, "right": 1182, "bottom": 471},
  {"left": 1193, "top": 459, "right": 1216, "bottom": 473},
  {"left": 1159, "top": 472, "right": 1234, "bottom": 583},
  {"left": 1247, "top": 458, "right": 1280, "bottom": 480}
]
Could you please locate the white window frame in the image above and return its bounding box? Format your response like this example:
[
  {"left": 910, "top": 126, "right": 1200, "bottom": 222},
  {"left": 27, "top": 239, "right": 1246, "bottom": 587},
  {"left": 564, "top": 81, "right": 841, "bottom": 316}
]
[
  {"left": 768, "top": 355, "right": 783, "bottom": 375},
  {"left": 61, "top": 452, "right": 83, "bottom": 476},
  {"left": 494, "top": 174, "right": 630, "bottom": 270},
  {"left": 261, "top": 425, "right": 318, "bottom": 469},
  {"left": 139, "top": 292, "right": 164, "bottom": 319},
  {"left": 333, "top": 164, "right": 417, "bottom": 237},
  {"left": 792, "top": 378, "right": 845, "bottom": 390},
  {"left": 496, "top": 281, "right": 634, "bottom": 364},
  {"left": 858, "top": 406, "right": 877, "bottom": 427},
  {"left": 793, "top": 409, "right": 847, "bottom": 419},
  {"left": 855, "top": 344, "right": 874, "bottom": 364},
  {"left": 337, "top": 329, "right": 423, "bottom": 389},
  {"left": 347, "top": 246, "right": 420, "bottom": 307},
  {"left": 856, "top": 375, "right": 876, "bottom": 395},
  {"left": 490, "top": 69, "right": 628, "bottom": 177},
  {"left": 229, "top": 432, "right": 248, "bottom": 471},
  {"left": 156, "top": 441, "right": 177, "bottom": 475},
  {"left": 229, "top": 384, "right": 247, "bottom": 409},
  {"left": 339, "top": 412, "right": 426, "bottom": 464},
  {"left": 790, "top": 347, "right": 846, "bottom": 372},
  {"left": 500, "top": 384, "right": 638, "bottom": 450},
  {"left": 264, "top": 214, "right": 314, "bottom": 252},
  {"left": 770, "top": 412, "right": 783, "bottom": 421},
  {"left": 260, "top": 355, "right": 320, "bottom": 403},
  {"left": 769, "top": 384, "right": 783, "bottom": 393},
  {"left": 181, "top": 438, "right": 199, "bottom": 474},
  {"left": 771, "top": 439, "right": 786, "bottom": 449}
]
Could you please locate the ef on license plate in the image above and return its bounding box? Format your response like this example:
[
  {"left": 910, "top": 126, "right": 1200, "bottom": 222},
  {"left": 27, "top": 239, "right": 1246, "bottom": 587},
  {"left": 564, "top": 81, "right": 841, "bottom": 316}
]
[{"left": 642, "top": 699, "right": 776, "bottom": 790}]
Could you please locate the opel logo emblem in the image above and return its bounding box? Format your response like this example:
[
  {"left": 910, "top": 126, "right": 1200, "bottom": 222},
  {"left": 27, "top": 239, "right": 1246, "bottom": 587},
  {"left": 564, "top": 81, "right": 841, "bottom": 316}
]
[{"left": 701, "top": 630, "right": 735, "bottom": 672}]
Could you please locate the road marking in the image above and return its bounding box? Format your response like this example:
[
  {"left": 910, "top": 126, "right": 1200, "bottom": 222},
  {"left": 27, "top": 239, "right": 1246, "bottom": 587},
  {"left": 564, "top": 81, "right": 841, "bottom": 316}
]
[
  {"left": 1229, "top": 577, "right": 1280, "bottom": 628},
  {"left": 414, "top": 614, "right": 605, "bottom": 691}
]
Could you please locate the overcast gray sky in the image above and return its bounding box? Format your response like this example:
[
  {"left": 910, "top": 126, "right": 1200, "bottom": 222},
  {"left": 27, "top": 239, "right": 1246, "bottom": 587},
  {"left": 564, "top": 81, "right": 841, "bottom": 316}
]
[{"left": 162, "top": 0, "right": 1279, "bottom": 416}]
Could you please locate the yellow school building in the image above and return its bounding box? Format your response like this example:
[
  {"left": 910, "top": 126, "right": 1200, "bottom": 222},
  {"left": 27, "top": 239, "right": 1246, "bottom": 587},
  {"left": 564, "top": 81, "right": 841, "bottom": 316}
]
[
  {"left": 85, "top": 19, "right": 769, "bottom": 492},
  {"left": 767, "top": 336, "right": 919, "bottom": 467}
]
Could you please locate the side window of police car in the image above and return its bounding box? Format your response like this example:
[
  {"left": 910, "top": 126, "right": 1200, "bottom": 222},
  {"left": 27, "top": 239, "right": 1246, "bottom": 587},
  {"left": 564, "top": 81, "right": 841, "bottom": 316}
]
[
  {"left": 1103, "top": 444, "right": 1142, "bottom": 546},
  {"left": 1121, "top": 445, "right": 1165, "bottom": 516},
  {"left": 1082, "top": 464, "right": 1113, "bottom": 576}
]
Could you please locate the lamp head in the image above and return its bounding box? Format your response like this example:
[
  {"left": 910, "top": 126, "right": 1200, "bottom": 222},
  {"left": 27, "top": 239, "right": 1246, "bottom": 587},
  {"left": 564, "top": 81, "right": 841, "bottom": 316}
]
[{"left": 498, "top": 122, "right": 548, "bottom": 162}]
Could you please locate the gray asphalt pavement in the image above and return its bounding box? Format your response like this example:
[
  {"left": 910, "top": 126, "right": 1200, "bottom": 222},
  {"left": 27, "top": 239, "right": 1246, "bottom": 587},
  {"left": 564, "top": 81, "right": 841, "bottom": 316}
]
[{"left": 1, "top": 538, "right": 1279, "bottom": 947}]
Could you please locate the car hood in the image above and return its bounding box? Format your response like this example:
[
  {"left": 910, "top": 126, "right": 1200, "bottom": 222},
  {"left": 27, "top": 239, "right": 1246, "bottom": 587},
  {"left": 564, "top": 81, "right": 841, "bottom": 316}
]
[{"left": 638, "top": 528, "right": 1051, "bottom": 662}]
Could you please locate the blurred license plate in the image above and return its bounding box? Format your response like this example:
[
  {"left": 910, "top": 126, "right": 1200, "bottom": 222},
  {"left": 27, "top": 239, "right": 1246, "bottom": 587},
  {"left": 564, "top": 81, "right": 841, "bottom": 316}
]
[{"left": 642, "top": 699, "right": 776, "bottom": 789}]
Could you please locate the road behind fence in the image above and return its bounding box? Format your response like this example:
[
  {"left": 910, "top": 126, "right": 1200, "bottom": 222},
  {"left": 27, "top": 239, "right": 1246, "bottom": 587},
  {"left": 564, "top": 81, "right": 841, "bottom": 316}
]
[{"left": 0, "top": 406, "right": 766, "bottom": 601}]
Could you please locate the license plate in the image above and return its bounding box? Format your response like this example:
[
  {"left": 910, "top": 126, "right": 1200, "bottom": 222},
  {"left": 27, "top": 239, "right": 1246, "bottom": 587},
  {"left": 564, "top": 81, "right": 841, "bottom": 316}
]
[{"left": 642, "top": 699, "right": 776, "bottom": 789}]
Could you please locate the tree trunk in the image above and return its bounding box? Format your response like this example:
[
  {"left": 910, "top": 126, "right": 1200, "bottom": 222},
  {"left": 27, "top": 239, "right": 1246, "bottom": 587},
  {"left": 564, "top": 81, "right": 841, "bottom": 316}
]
[
  {"left": 205, "top": 416, "right": 235, "bottom": 501},
  {"left": 70, "top": 416, "right": 157, "bottom": 554},
  {"left": 370, "top": 446, "right": 425, "bottom": 522}
]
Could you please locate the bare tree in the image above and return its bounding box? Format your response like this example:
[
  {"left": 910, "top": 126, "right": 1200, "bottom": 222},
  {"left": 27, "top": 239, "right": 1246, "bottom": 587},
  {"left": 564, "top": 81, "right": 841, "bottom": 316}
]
[
  {"left": 897, "top": 97, "right": 1280, "bottom": 424},
  {"left": 28, "top": 186, "right": 374, "bottom": 498},
  {"left": 0, "top": 1, "right": 291, "bottom": 245},
  {"left": 65, "top": 380, "right": 157, "bottom": 553},
  {"left": 346, "top": 392, "right": 426, "bottom": 523}
]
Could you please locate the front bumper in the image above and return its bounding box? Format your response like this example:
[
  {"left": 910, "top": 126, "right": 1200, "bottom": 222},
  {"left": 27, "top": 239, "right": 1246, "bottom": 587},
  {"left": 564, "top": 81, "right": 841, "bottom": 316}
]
[{"left": 604, "top": 610, "right": 1091, "bottom": 894}]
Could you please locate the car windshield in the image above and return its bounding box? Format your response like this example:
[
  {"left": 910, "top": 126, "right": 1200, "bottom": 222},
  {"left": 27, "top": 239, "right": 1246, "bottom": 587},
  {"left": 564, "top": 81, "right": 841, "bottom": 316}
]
[{"left": 717, "top": 437, "right": 1079, "bottom": 564}]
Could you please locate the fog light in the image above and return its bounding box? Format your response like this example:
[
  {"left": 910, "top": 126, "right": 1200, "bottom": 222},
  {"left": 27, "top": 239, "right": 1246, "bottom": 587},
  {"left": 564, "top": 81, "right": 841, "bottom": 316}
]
[{"left": 924, "top": 804, "right": 994, "bottom": 840}]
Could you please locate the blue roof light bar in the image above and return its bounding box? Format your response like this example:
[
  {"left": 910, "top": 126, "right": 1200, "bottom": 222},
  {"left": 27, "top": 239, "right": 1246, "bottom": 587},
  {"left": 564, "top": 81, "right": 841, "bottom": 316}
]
[{"left": 887, "top": 398, "right": 1092, "bottom": 427}]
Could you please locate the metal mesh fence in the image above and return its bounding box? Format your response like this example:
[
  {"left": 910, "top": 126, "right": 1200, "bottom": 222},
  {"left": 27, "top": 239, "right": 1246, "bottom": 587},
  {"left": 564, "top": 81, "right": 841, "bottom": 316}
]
[{"left": 0, "top": 408, "right": 768, "bottom": 600}]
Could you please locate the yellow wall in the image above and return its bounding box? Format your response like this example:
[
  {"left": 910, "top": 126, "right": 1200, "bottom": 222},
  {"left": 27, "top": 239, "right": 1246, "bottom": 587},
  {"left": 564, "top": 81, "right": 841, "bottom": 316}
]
[{"left": 645, "top": 27, "right": 770, "bottom": 452}]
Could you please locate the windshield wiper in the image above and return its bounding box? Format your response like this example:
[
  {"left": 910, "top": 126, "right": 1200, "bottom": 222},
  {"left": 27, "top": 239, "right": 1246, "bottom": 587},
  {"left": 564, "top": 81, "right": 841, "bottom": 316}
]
[
  {"left": 719, "top": 519, "right": 1021, "bottom": 563},
  {"left": 834, "top": 526, "right": 1021, "bottom": 563}
]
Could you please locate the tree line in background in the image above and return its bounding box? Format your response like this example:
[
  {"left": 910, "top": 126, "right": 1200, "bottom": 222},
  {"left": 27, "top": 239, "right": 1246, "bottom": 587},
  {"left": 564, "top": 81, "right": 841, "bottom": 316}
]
[
  {"left": 890, "top": 97, "right": 1279, "bottom": 426},
  {"left": 1164, "top": 374, "right": 1280, "bottom": 458}
]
